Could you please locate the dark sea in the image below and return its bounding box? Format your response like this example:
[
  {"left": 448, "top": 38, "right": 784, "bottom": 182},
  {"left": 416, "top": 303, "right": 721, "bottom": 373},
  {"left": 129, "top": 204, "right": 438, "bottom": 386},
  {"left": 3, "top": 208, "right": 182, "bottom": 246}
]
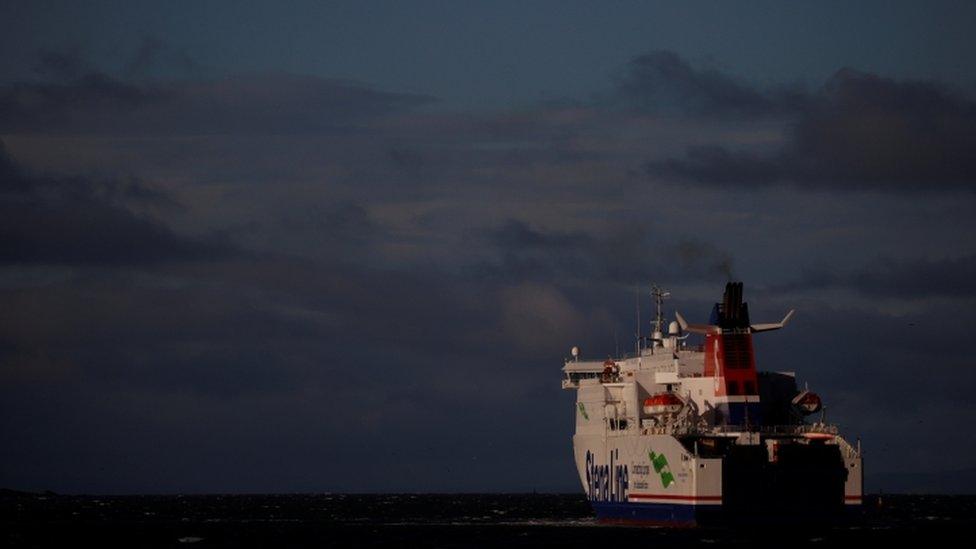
[{"left": 3, "top": 492, "right": 973, "bottom": 548}]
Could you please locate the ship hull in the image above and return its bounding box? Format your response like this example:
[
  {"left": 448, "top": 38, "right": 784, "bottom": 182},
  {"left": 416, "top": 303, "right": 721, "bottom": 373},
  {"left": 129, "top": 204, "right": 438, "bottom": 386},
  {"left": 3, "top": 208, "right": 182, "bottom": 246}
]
[
  {"left": 589, "top": 500, "right": 858, "bottom": 526},
  {"left": 574, "top": 432, "right": 862, "bottom": 526},
  {"left": 590, "top": 500, "right": 721, "bottom": 526}
]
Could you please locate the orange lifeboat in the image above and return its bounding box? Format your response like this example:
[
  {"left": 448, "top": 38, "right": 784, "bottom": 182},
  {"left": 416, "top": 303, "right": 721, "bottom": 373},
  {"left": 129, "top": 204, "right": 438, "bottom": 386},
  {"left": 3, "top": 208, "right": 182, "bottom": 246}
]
[{"left": 643, "top": 393, "right": 684, "bottom": 416}]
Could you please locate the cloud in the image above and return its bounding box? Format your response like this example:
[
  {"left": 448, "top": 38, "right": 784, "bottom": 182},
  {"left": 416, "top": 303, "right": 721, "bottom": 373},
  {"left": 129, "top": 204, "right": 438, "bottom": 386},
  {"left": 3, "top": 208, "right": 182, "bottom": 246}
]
[
  {"left": 122, "top": 36, "right": 201, "bottom": 78},
  {"left": 468, "top": 219, "right": 735, "bottom": 287},
  {"left": 782, "top": 254, "right": 976, "bottom": 299},
  {"left": 0, "top": 140, "right": 232, "bottom": 266},
  {"left": 0, "top": 242, "right": 580, "bottom": 491},
  {"left": 488, "top": 218, "right": 589, "bottom": 251},
  {"left": 498, "top": 283, "right": 585, "bottom": 351},
  {"left": 0, "top": 71, "right": 154, "bottom": 133},
  {"left": 32, "top": 49, "right": 93, "bottom": 80},
  {"left": 0, "top": 52, "right": 434, "bottom": 135},
  {"left": 646, "top": 65, "right": 976, "bottom": 190},
  {"left": 2, "top": 44, "right": 975, "bottom": 492},
  {"left": 614, "top": 50, "right": 808, "bottom": 117},
  {"left": 670, "top": 240, "right": 735, "bottom": 281}
]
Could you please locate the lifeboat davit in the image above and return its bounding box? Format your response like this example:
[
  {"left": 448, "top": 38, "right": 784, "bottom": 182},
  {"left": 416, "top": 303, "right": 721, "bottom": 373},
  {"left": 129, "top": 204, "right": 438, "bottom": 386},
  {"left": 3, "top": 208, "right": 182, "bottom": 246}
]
[
  {"left": 792, "top": 391, "right": 823, "bottom": 414},
  {"left": 643, "top": 393, "right": 684, "bottom": 416}
]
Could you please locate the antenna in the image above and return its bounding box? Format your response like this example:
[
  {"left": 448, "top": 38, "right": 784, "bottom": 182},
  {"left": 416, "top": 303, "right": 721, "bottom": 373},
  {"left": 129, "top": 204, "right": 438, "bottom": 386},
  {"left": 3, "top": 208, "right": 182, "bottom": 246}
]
[
  {"left": 636, "top": 285, "right": 641, "bottom": 355},
  {"left": 650, "top": 284, "right": 671, "bottom": 347}
]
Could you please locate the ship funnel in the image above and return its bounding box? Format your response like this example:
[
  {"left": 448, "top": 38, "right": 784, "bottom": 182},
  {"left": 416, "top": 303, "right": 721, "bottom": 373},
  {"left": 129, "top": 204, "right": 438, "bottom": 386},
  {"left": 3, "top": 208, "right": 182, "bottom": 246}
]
[
  {"left": 676, "top": 282, "right": 793, "bottom": 335},
  {"left": 719, "top": 281, "right": 748, "bottom": 328}
]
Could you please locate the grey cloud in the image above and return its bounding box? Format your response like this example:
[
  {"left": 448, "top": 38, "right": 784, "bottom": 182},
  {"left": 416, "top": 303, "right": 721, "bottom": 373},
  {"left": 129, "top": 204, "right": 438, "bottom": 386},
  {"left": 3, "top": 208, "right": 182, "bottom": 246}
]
[
  {"left": 32, "top": 49, "right": 92, "bottom": 80},
  {"left": 615, "top": 50, "right": 809, "bottom": 117},
  {"left": 488, "top": 218, "right": 590, "bottom": 251},
  {"left": 0, "top": 245, "right": 577, "bottom": 492},
  {"left": 647, "top": 66, "right": 976, "bottom": 190},
  {"left": 123, "top": 36, "right": 201, "bottom": 78},
  {"left": 3, "top": 43, "right": 974, "bottom": 493},
  {"left": 469, "top": 219, "right": 734, "bottom": 287},
  {"left": 0, "top": 140, "right": 232, "bottom": 266},
  {"left": 1, "top": 51, "right": 435, "bottom": 135},
  {"left": 670, "top": 239, "right": 735, "bottom": 281},
  {"left": 1, "top": 71, "right": 154, "bottom": 132},
  {"left": 783, "top": 254, "right": 976, "bottom": 299}
]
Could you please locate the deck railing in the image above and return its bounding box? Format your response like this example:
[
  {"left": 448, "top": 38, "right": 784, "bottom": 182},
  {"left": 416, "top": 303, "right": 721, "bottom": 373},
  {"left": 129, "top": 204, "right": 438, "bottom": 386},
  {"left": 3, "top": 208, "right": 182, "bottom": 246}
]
[{"left": 639, "top": 422, "right": 839, "bottom": 437}]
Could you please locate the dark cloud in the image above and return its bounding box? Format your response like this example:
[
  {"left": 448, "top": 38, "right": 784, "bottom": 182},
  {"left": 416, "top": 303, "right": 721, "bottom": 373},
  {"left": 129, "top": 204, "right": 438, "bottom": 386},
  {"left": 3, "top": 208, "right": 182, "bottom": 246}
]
[
  {"left": 0, "top": 140, "right": 231, "bottom": 266},
  {"left": 671, "top": 239, "right": 735, "bottom": 281},
  {"left": 0, "top": 51, "right": 435, "bottom": 135},
  {"left": 32, "top": 49, "right": 92, "bottom": 80},
  {"left": 615, "top": 50, "right": 809, "bottom": 117},
  {"left": 782, "top": 254, "right": 976, "bottom": 299},
  {"left": 469, "top": 219, "right": 734, "bottom": 287},
  {"left": 2, "top": 42, "right": 974, "bottom": 494},
  {"left": 1, "top": 70, "right": 154, "bottom": 132},
  {"left": 488, "top": 218, "right": 590, "bottom": 251},
  {"left": 0, "top": 246, "right": 578, "bottom": 492},
  {"left": 122, "top": 36, "right": 201, "bottom": 77},
  {"left": 647, "top": 65, "right": 976, "bottom": 190}
]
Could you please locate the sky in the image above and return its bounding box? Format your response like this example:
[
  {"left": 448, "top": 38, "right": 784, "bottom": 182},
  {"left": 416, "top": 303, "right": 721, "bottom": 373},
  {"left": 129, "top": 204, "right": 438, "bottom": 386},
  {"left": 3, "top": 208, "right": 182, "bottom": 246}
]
[{"left": 1, "top": 1, "right": 975, "bottom": 494}]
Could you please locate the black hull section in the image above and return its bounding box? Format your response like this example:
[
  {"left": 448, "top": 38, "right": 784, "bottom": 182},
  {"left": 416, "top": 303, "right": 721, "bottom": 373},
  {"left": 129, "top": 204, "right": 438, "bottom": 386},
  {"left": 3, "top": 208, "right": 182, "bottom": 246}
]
[{"left": 720, "top": 443, "right": 849, "bottom": 522}]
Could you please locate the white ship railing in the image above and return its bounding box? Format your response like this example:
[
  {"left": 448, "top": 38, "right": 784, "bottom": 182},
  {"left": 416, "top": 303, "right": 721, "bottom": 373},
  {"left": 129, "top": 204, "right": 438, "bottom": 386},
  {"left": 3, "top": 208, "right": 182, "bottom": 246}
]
[{"left": 640, "top": 423, "right": 840, "bottom": 437}]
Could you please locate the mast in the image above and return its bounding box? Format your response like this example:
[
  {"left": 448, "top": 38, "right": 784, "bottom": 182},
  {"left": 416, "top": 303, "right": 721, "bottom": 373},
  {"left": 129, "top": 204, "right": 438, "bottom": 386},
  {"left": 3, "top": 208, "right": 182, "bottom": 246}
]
[
  {"left": 650, "top": 285, "right": 670, "bottom": 349},
  {"left": 636, "top": 285, "right": 642, "bottom": 355}
]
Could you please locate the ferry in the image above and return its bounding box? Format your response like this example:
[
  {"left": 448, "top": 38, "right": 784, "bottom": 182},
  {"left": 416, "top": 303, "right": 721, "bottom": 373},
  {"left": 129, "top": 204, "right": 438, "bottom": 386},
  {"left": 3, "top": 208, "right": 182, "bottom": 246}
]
[{"left": 562, "top": 282, "right": 863, "bottom": 525}]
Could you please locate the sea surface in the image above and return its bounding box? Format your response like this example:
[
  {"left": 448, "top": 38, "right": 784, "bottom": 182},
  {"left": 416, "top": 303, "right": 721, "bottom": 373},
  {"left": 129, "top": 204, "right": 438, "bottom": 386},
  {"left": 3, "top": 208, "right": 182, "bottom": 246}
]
[{"left": 3, "top": 492, "right": 973, "bottom": 548}]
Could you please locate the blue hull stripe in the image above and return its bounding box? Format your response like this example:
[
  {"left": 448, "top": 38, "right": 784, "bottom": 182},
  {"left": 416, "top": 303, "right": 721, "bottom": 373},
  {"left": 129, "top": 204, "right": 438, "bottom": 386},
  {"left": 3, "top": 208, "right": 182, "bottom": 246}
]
[
  {"left": 591, "top": 501, "right": 721, "bottom": 525},
  {"left": 592, "top": 500, "right": 861, "bottom": 525}
]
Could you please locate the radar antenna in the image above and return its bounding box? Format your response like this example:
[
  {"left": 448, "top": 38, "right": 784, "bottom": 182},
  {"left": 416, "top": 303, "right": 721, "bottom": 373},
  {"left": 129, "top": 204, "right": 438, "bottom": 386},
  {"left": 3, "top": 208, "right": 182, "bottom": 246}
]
[{"left": 650, "top": 285, "right": 671, "bottom": 347}]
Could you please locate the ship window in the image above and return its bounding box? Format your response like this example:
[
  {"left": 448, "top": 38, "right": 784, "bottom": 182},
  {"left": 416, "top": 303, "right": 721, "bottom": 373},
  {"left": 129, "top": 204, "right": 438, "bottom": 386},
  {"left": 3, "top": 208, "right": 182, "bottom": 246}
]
[
  {"left": 569, "top": 372, "right": 599, "bottom": 383},
  {"left": 727, "top": 381, "right": 739, "bottom": 395}
]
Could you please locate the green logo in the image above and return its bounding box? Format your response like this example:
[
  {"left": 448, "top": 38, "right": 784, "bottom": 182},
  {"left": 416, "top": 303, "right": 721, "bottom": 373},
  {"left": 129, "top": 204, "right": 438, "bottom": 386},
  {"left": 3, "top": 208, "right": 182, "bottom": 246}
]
[
  {"left": 577, "top": 402, "right": 589, "bottom": 420},
  {"left": 649, "top": 450, "right": 675, "bottom": 488}
]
